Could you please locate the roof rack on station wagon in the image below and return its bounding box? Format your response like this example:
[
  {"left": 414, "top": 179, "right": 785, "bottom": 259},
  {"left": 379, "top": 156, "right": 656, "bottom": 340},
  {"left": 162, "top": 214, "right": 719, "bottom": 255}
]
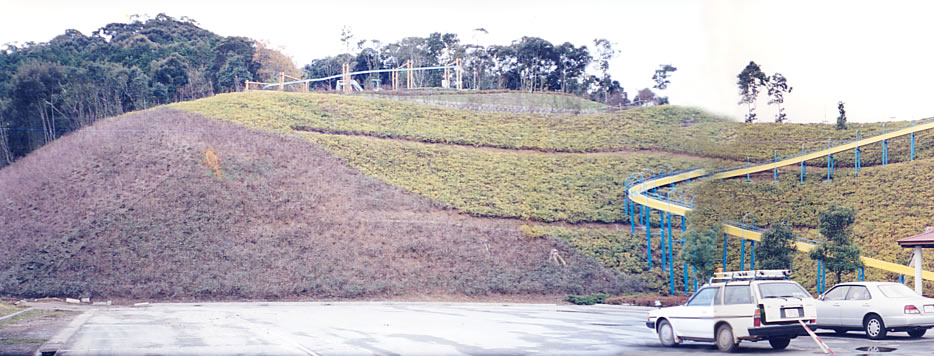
[{"left": 710, "top": 269, "right": 791, "bottom": 283}]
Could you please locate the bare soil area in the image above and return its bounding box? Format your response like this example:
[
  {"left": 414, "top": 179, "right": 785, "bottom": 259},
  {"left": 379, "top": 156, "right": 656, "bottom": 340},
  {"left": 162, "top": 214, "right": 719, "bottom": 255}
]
[{"left": 0, "top": 109, "right": 637, "bottom": 300}]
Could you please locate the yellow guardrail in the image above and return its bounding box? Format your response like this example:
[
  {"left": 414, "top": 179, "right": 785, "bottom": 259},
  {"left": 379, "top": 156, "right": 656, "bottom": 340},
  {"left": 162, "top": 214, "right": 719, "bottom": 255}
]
[
  {"left": 712, "top": 120, "right": 934, "bottom": 180},
  {"left": 627, "top": 120, "right": 934, "bottom": 280}
]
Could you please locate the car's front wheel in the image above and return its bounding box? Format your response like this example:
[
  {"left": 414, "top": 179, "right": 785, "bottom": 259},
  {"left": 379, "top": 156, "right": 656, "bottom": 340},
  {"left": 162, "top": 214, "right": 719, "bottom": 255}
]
[
  {"left": 907, "top": 327, "right": 927, "bottom": 338},
  {"left": 716, "top": 324, "right": 739, "bottom": 352},
  {"left": 657, "top": 319, "right": 677, "bottom": 347},
  {"left": 864, "top": 314, "right": 888, "bottom": 340},
  {"left": 768, "top": 337, "right": 790, "bottom": 350}
]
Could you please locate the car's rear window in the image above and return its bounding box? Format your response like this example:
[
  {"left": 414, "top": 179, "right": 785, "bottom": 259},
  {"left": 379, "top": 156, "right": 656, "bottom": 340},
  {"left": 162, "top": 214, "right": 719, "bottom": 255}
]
[
  {"left": 878, "top": 283, "right": 919, "bottom": 298},
  {"left": 757, "top": 282, "right": 810, "bottom": 299}
]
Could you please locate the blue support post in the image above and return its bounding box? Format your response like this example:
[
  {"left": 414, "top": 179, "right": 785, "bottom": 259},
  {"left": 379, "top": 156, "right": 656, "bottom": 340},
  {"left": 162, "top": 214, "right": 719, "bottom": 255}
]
[
  {"left": 645, "top": 207, "right": 652, "bottom": 269},
  {"left": 883, "top": 123, "right": 889, "bottom": 166},
  {"left": 684, "top": 264, "right": 688, "bottom": 294},
  {"left": 660, "top": 211, "right": 667, "bottom": 269},
  {"left": 663, "top": 210, "right": 669, "bottom": 269},
  {"left": 682, "top": 220, "right": 688, "bottom": 294},
  {"left": 800, "top": 160, "right": 805, "bottom": 183},
  {"left": 750, "top": 241, "right": 756, "bottom": 269},
  {"left": 773, "top": 151, "right": 778, "bottom": 182},
  {"left": 817, "top": 260, "right": 824, "bottom": 294},
  {"left": 639, "top": 203, "right": 644, "bottom": 226},
  {"left": 624, "top": 195, "right": 629, "bottom": 217},
  {"left": 883, "top": 139, "right": 888, "bottom": 166},
  {"left": 827, "top": 154, "right": 834, "bottom": 180},
  {"left": 668, "top": 214, "right": 674, "bottom": 296},
  {"left": 911, "top": 131, "right": 916, "bottom": 161},
  {"left": 693, "top": 266, "right": 697, "bottom": 291},
  {"left": 746, "top": 157, "right": 751, "bottom": 182},
  {"left": 629, "top": 200, "right": 636, "bottom": 235},
  {"left": 723, "top": 234, "right": 728, "bottom": 271},
  {"left": 900, "top": 274, "right": 905, "bottom": 284},
  {"left": 741, "top": 240, "right": 746, "bottom": 270},
  {"left": 666, "top": 213, "right": 672, "bottom": 248},
  {"left": 855, "top": 130, "right": 860, "bottom": 176}
]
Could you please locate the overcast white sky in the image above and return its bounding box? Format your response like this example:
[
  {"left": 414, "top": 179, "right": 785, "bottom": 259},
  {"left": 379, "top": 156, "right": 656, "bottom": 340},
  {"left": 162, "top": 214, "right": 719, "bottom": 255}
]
[{"left": 2, "top": 0, "right": 933, "bottom": 123}]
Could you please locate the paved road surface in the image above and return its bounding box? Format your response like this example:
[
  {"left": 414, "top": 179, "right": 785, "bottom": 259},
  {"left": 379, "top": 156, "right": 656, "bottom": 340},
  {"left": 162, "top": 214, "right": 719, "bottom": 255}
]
[{"left": 45, "top": 302, "right": 934, "bottom": 355}]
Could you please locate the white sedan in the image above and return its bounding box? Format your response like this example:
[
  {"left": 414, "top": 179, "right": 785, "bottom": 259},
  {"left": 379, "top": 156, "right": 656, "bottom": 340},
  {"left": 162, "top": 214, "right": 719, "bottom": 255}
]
[{"left": 815, "top": 282, "right": 934, "bottom": 339}]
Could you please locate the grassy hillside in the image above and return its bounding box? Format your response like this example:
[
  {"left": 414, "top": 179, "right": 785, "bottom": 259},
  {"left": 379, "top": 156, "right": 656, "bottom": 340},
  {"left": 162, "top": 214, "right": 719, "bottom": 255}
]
[
  {"left": 305, "top": 133, "right": 729, "bottom": 223},
  {"left": 0, "top": 108, "right": 636, "bottom": 299},
  {"left": 171, "top": 91, "right": 731, "bottom": 154},
  {"left": 366, "top": 91, "right": 611, "bottom": 114},
  {"left": 174, "top": 92, "right": 934, "bottom": 167},
  {"left": 521, "top": 225, "right": 686, "bottom": 293},
  {"left": 8, "top": 89, "right": 930, "bottom": 299},
  {"left": 169, "top": 91, "right": 934, "bottom": 295}
]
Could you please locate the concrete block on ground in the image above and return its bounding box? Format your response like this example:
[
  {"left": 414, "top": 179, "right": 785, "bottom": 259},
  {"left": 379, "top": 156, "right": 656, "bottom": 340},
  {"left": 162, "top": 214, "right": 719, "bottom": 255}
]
[{"left": 65, "top": 298, "right": 80, "bottom": 304}]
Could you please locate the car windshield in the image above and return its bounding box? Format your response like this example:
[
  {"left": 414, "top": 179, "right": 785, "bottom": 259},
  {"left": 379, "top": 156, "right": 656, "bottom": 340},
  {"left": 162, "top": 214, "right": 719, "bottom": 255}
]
[
  {"left": 878, "top": 284, "right": 919, "bottom": 298},
  {"left": 757, "top": 282, "right": 810, "bottom": 299}
]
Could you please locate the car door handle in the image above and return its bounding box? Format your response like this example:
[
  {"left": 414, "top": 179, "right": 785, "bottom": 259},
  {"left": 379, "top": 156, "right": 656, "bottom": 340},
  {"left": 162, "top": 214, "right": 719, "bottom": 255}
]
[
  {"left": 862, "top": 304, "right": 871, "bottom": 307},
  {"left": 832, "top": 303, "right": 841, "bottom": 307}
]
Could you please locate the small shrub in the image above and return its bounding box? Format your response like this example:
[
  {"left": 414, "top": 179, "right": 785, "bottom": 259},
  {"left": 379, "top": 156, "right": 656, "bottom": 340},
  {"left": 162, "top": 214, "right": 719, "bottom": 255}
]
[
  {"left": 566, "top": 293, "right": 611, "bottom": 305},
  {"left": 606, "top": 294, "right": 689, "bottom": 307}
]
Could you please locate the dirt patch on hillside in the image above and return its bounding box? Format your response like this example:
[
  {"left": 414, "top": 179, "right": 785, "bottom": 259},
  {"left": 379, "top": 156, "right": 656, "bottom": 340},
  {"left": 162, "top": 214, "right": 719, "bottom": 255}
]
[{"left": 0, "top": 108, "right": 639, "bottom": 300}]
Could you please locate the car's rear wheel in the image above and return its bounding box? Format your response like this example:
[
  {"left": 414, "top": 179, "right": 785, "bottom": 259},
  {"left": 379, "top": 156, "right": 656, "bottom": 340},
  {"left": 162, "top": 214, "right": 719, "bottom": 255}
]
[
  {"left": 864, "top": 314, "right": 887, "bottom": 340},
  {"left": 716, "top": 324, "right": 739, "bottom": 352},
  {"left": 768, "top": 337, "right": 790, "bottom": 350},
  {"left": 907, "top": 327, "right": 927, "bottom": 338},
  {"left": 657, "top": 319, "right": 677, "bottom": 347}
]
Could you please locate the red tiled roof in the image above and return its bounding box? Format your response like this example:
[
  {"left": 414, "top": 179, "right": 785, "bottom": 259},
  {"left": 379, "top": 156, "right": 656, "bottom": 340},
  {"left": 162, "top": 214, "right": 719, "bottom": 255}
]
[{"left": 898, "top": 229, "right": 934, "bottom": 247}]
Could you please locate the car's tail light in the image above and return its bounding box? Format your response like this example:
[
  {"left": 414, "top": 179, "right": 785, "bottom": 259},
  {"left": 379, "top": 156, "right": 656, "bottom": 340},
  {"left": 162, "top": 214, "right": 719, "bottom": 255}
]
[
  {"left": 754, "top": 307, "right": 761, "bottom": 327},
  {"left": 905, "top": 305, "right": 921, "bottom": 314}
]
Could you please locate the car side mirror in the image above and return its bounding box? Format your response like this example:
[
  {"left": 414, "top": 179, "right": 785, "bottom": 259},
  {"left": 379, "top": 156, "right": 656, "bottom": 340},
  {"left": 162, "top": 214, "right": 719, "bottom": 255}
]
[{"left": 818, "top": 294, "right": 824, "bottom": 301}]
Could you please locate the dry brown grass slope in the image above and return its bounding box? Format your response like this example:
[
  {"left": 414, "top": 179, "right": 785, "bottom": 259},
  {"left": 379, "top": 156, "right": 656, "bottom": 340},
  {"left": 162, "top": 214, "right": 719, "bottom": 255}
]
[{"left": 0, "top": 108, "right": 637, "bottom": 300}]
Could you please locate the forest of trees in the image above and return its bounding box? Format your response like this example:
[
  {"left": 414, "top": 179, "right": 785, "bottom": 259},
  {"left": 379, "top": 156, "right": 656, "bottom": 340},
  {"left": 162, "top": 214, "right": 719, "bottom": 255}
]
[
  {"left": 303, "top": 32, "right": 629, "bottom": 106},
  {"left": 0, "top": 14, "right": 298, "bottom": 167},
  {"left": 0, "top": 17, "right": 640, "bottom": 168}
]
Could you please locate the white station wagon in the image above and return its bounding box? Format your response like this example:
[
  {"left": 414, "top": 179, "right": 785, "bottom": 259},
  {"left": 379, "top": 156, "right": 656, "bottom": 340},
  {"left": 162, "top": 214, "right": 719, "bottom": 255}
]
[
  {"left": 646, "top": 270, "right": 817, "bottom": 352},
  {"left": 814, "top": 281, "right": 934, "bottom": 339}
]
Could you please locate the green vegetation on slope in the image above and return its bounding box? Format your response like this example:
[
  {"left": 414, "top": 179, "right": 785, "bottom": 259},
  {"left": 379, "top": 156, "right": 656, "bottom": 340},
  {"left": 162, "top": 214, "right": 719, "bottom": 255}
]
[
  {"left": 704, "top": 121, "right": 934, "bottom": 169},
  {"left": 171, "top": 91, "right": 934, "bottom": 295},
  {"left": 172, "top": 91, "right": 729, "bottom": 153},
  {"left": 521, "top": 226, "right": 686, "bottom": 295},
  {"left": 368, "top": 91, "right": 611, "bottom": 113},
  {"left": 305, "top": 132, "right": 725, "bottom": 223},
  {"left": 174, "top": 92, "right": 934, "bottom": 168}
]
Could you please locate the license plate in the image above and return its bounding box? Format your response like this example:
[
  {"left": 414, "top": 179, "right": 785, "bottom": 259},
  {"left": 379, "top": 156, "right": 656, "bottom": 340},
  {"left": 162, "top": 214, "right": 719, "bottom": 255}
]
[
  {"left": 784, "top": 308, "right": 800, "bottom": 318},
  {"left": 925, "top": 305, "right": 934, "bottom": 313}
]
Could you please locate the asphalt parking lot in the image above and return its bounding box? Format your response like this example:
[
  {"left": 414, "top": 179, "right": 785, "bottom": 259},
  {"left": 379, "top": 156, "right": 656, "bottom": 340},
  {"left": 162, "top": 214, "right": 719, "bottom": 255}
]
[{"left": 37, "top": 302, "right": 934, "bottom": 355}]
